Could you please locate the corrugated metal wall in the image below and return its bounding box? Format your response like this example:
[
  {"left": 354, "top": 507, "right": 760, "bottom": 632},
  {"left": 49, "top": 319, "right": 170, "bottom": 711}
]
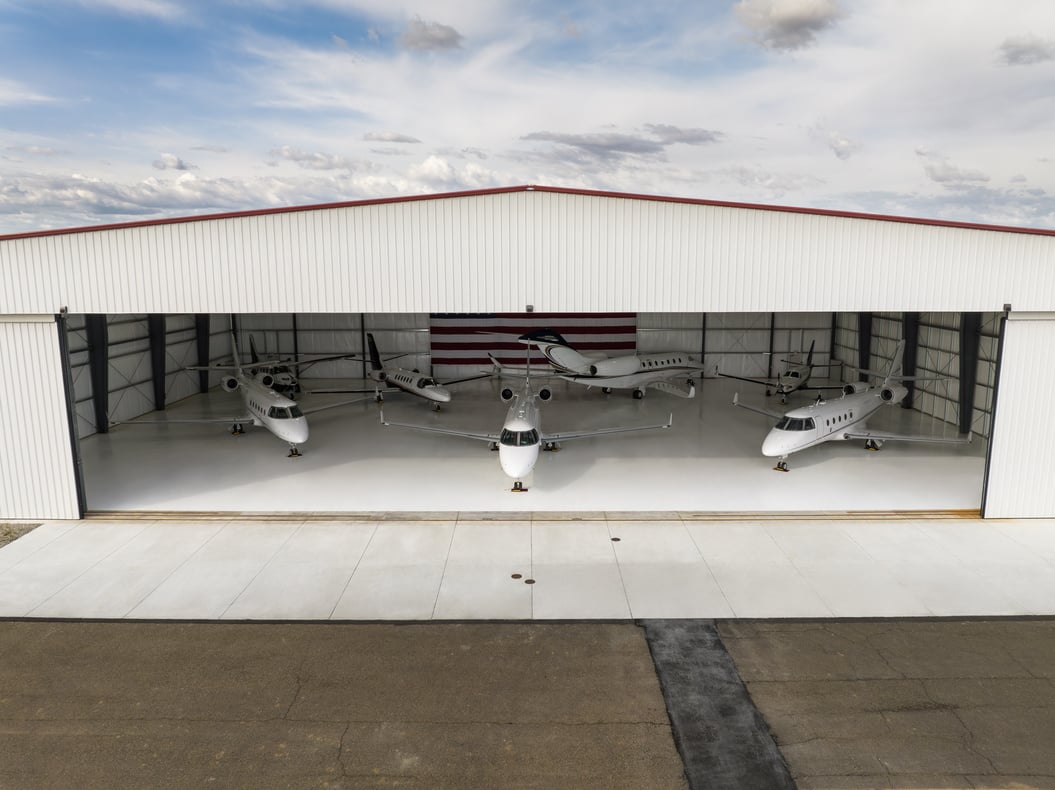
[
  {"left": 983, "top": 314, "right": 1055, "bottom": 518},
  {"left": 0, "top": 316, "right": 80, "bottom": 519},
  {"left": 2, "top": 190, "right": 1053, "bottom": 315}
]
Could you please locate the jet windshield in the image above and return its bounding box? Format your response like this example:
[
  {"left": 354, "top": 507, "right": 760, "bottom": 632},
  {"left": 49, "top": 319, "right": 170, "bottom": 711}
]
[
  {"left": 500, "top": 428, "right": 540, "bottom": 447},
  {"left": 775, "top": 416, "right": 816, "bottom": 431},
  {"left": 267, "top": 405, "right": 304, "bottom": 419},
  {"left": 416, "top": 377, "right": 436, "bottom": 388}
]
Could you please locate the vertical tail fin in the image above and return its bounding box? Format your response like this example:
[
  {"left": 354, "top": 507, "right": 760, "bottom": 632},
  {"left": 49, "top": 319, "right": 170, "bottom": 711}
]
[
  {"left": 249, "top": 335, "right": 261, "bottom": 365},
  {"left": 229, "top": 330, "right": 243, "bottom": 374},
  {"left": 366, "top": 333, "right": 384, "bottom": 372},
  {"left": 884, "top": 340, "right": 906, "bottom": 383},
  {"left": 806, "top": 339, "right": 815, "bottom": 367}
]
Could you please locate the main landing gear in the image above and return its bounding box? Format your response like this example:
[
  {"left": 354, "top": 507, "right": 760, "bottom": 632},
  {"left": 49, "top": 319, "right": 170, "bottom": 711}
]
[
  {"left": 773, "top": 458, "right": 790, "bottom": 472},
  {"left": 602, "top": 387, "right": 613, "bottom": 395},
  {"left": 633, "top": 388, "right": 645, "bottom": 399},
  {"left": 864, "top": 439, "right": 881, "bottom": 451},
  {"left": 288, "top": 444, "right": 302, "bottom": 458},
  {"left": 230, "top": 423, "right": 245, "bottom": 435},
  {"left": 512, "top": 481, "right": 528, "bottom": 492},
  {"left": 543, "top": 441, "right": 560, "bottom": 452}
]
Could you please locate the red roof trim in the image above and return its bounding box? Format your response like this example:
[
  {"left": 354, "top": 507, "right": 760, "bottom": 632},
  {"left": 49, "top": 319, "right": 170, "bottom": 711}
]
[{"left": 2, "top": 184, "right": 1054, "bottom": 241}]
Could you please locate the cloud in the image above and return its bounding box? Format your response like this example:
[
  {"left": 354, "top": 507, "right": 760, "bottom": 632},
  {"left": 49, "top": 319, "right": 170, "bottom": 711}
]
[
  {"left": 999, "top": 35, "right": 1055, "bottom": 66},
  {"left": 0, "top": 77, "right": 56, "bottom": 105},
  {"left": 916, "top": 149, "right": 989, "bottom": 188},
  {"left": 269, "top": 145, "right": 367, "bottom": 172},
  {"left": 5, "top": 145, "right": 58, "bottom": 156},
  {"left": 644, "top": 124, "right": 723, "bottom": 146},
  {"left": 152, "top": 153, "right": 195, "bottom": 171},
  {"left": 401, "top": 17, "right": 463, "bottom": 51},
  {"left": 363, "top": 131, "right": 421, "bottom": 143},
  {"left": 521, "top": 131, "right": 667, "bottom": 163},
  {"left": 64, "top": 0, "right": 184, "bottom": 21},
  {"left": 191, "top": 144, "right": 229, "bottom": 153},
  {"left": 735, "top": 0, "right": 841, "bottom": 51}
]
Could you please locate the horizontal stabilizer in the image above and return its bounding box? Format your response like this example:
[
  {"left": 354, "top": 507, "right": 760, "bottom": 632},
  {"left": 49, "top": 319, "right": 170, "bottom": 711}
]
[
  {"left": 731, "top": 392, "right": 784, "bottom": 420},
  {"left": 650, "top": 379, "right": 696, "bottom": 399}
]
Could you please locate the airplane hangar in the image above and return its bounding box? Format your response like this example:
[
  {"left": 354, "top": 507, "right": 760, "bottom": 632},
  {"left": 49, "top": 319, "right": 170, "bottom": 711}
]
[{"left": 1, "top": 185, "right": 1053, "bottom": 520}]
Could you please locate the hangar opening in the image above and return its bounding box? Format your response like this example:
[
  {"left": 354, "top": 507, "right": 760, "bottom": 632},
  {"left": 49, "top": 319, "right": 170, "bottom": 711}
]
[{"left": 70, "top": 310, "right": 991, "bottom": 515}]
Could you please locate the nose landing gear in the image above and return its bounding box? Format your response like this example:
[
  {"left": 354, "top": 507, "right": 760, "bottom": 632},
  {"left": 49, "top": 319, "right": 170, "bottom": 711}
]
[
  {"left": 288, "top": 443, "right": 302, "bottom": 458},
  {"left": 773, "top": 457, "right": 790, "bottom": 472},
  {"left": 511, "top": 480, "right": 528, "bottom": 492}
]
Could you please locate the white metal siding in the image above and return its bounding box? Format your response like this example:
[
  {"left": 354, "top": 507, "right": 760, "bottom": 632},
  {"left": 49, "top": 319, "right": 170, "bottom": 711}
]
[
  {"left": 0, "top": 316, "right": 80, "bottom": 519},
  {"left": 2, "top": 190, "right": 1053, "bottom": 315},
  {"left": 983, "top": 315, "right": 1055, "bottom": 518}
]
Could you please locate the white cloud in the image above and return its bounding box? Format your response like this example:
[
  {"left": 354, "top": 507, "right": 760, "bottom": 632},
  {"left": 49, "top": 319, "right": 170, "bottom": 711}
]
[
  {"left": 401, "top": 17, "right": 463, "bottom": 51},
  {"left": 64, "top": 0, "right": 184, "bottom": 21},
  {"left": 999, "top": 35, "right": 1055, "bottom": 65},
  {"left": 0, "top": 77, "right": 56, "bottom": 105},
  {"left": 916, "top": 149, "right": 989, "bottom": 188},
  {"left": 363, "top": 131, "right": 421, "bottom": 143},
  {"left": 269, "top": 145, "right": 371, "bottom": 172},
  {"left": 152, "top": 152, "right": 195, "bottom": 171},
  {"left": 735, "top": 0, "right": 841, "bottom": 51}
]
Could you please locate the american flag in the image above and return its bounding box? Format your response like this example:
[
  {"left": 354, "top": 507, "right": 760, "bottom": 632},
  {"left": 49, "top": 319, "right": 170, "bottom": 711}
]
[{"left": 429, "top": 313, "right": 637, "bottom": 374}]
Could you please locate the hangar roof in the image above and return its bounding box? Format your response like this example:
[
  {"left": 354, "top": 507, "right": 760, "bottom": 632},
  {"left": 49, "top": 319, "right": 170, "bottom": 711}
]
[{"left": 2, "top": 184, "right": 1054, "bottom": 241}]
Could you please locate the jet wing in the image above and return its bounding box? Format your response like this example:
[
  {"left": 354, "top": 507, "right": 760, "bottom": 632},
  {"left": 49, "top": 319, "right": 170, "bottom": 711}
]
[
  {"left": 716, "top": 371, "right": 777, "bottom": 388},
  {"left": 649, "top": 379, "right": 696, "bottom": 399},
  {"left": 113, "top": 413, "right": 254, "bottom": 426},
  {"left": 843, "top": 429, "right": 973, "bottom": 445},
  {"left": 380, "top": 410, "right": 500, "bottom": 443},
  {"left": 543, "top": 413, "right": 672, "bottom": 443},
  {"left": 440, "top": 372, "right": 494, "bottom": 386},
  {"left": 731, "top": 392, "right": 784, "bottom": 420}
]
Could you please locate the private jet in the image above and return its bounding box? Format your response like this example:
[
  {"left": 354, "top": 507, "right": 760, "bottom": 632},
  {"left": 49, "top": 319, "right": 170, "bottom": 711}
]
[
  {"left": 125, "top": 332, "right": 369, "bottom": 457},
  {"left": 308, "top": 332, "right": 490, "bottom": 409},
  {"left": 381, "top": 372, "right": 672, "bottom": 491},
  {"left": 194, "top": 334, "right": 355, "bottom": 397},
  {"left": 500, "top": 328, "right": 703, "bottom": 399},
  {"left": 716, "top": 340, "right": 845, "bottom": 403},
  {"left": 733, "top": 341, "right": 971, "bottom": 470}
]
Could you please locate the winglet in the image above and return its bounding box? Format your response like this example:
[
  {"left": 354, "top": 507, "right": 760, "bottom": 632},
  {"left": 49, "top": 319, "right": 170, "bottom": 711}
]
[
  {"left": 379, "top": 408, "right": 389, "bottom": 426},
  {"left": 732, "top": 392, "right": 740, "bottom": 407},
  {"left": 666, "top": 412, "right": 673, "bottom": 428}
]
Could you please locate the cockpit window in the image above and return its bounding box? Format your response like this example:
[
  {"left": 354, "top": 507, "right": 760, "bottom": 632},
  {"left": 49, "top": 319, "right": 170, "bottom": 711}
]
[
  {"left": 775, "top": 416, "right": 816, "bottom": 431},
  {"left": 417, "top": 377, "right": 436, "bottom": 388},
  {"left": 500, "top": 428, "right": 540, "bottom": 447},
  {"left": 268, "top": 406, "right": 290, "bottom": 419},
  {"left": 289, "top": 405, "right": 304, "bottom": 418},
  {"left": 787, "top": 371, "right": 800, "bottom": 379}
]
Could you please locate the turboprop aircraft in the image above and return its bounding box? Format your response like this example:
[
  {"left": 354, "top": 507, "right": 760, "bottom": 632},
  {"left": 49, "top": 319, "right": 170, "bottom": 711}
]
[
  {"left": 500, "top": 328, "right": 703, "bottom": 399},
  {"left": 380, "top": 367, "right": 672, "bottom": 491},
  {"left": 716, "top": 340, "right": 845, "bottom": 403},
  {"left": 126, "top": 332, "right": 368, "bottom": 457},
  {"left": 308, "top": 333, "right": 490, "bottom": 409},
  {"left": 732, "top": 340, "right": 971, "bottom": 470}
]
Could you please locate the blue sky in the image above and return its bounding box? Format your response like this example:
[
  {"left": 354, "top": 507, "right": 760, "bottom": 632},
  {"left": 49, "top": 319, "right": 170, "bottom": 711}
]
[{"left": 1, "top": 0, "right": 1054, "bottom": 233}]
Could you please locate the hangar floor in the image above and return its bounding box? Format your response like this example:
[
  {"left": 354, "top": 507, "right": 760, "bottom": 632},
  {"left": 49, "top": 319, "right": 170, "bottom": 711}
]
[{"left": 81, "top": 377, "right": 985, "bottom": 514}]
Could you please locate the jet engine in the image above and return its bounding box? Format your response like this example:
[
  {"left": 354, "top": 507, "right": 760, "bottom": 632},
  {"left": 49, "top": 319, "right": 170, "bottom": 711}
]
[
  {"left": 221, "top": 376, "right": 240, "bottom": 392},
  {"left": 537, "top": 387, "right": 552, "bottom": 401},
  {"left": 589, "top": 357, "right": 642, "bottom": 377},
  {"left": 842, "top": 382, "right": 868, "bottom": 395},
  {"left": 260, "top": 374, "right": 275, "bottom": 388},
  {"left": 880, "top": 385, "right": 908, "bottom": 403},
  {"left": 500, "top": 387, "right": 515, "bottom": 402}
]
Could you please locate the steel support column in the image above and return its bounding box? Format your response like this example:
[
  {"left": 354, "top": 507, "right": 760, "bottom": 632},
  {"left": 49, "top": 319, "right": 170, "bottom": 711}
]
[
  {"left": 56, "top": 313, "right": 87, "bottom": 517},
  {"left": 959, "top": 312, "right": 982, "bottom": 435},
  {"left": 85, "top": 314, "right": 109, "bottom": 434},
  {"left": 766, "top": 313, "right": 776, "bottom": 380},
  {"left": 902, "top": 312, "right": 920, "bottom": 409},
  {"left": 148, "top": 313, "right": 167, "bottom": 410},
  {"left": 195, "top": 314, "right": 211, "bottom": 393},
  {"left": 857, "top": 312, "right": 872, "bottom": 383}
]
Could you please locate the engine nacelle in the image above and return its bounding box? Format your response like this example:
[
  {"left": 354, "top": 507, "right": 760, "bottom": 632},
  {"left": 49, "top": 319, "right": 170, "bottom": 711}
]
[
  {"left": 589, "top": 356, "right": 642, "bottom": 377},
  {"left": 880, "top": 385, "right": 908, "bottom": 403},
  {"left": 842, "top": 382, "right": 868, "bottom": 395},
  {"left": 260, "top": 374, "right": 274, "bottom": 388},
  {"left": 221, "top": 375, "right": 240, "bottom": 393},
  {"left": 537, "top": 387, "right": 552, "bottom": 402},
  {"left": 500, "top": 387, "right": 515, "bottom": 402}
]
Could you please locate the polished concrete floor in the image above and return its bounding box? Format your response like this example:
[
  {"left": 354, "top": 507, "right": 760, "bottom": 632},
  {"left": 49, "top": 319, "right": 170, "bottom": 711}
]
[
  {"left": 81, "top": 376, "right": 985, "bottom": 513},
  {"left": 3, "top": 515, "right": 1054, "bottom": 620}
]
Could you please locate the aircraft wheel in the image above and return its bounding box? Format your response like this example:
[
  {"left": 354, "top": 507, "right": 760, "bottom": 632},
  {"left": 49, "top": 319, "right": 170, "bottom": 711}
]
[
  {"left": 633, "top": 389, "right": 644, "bottom": 400},
  {"left": 602, "top": 387, "right": 613, "bottom": 394},
  {"left": 775, "top": 460, "right": 789, "bottom": 472}
]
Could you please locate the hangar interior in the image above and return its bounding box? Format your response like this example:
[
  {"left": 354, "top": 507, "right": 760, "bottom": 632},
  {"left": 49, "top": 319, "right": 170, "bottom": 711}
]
[{"left": 73, "top": 310, "right": 992, "bottom": 514}]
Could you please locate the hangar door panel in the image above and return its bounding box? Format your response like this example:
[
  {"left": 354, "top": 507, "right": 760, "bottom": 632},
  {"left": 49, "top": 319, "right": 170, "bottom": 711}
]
[
  {"left": 0, "top": 317, "right": 80, "bottom": 519},
  {"left": 983, "top": 315, "right": 1055, "bottom": 518}
]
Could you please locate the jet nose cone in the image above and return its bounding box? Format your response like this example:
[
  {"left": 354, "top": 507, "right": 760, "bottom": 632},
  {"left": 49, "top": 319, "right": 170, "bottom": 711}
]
[
  {"left": 431, "top": 387, "right": 452, "bottom": 403},
  {"left": 286, "top": 419, "right": 309, "bottom": 445},
  {"left": 499, "top": 445, "right": 538, "bottom": 480},
  {"left": 761, "top": 430, "right": 786, "bottom": 458}
]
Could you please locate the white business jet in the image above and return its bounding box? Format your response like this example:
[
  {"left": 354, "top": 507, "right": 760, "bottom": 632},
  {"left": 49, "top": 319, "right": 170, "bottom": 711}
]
[
  {"left": 505, "top": 328, "right": 703, "bottom": 399},
  {"left": 381, "top": 369, "right": 672, "bottom": 491},
  {"left": 717, "top": 340, "right": 845, "bottom": 403},
  {"left": 308, "top": 332, "right": 490, "bottom": 409},
  {"left": 733, "top": 340, "right": 970, "bottom": 470},
  {"left": 127, "top": 332, "right": 368, "bottom": 457}
]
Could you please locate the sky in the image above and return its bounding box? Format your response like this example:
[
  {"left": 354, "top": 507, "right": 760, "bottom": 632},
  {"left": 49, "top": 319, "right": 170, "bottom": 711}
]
[{"left": 1, "top": 0, "right": 1054, "bottom": 234}]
